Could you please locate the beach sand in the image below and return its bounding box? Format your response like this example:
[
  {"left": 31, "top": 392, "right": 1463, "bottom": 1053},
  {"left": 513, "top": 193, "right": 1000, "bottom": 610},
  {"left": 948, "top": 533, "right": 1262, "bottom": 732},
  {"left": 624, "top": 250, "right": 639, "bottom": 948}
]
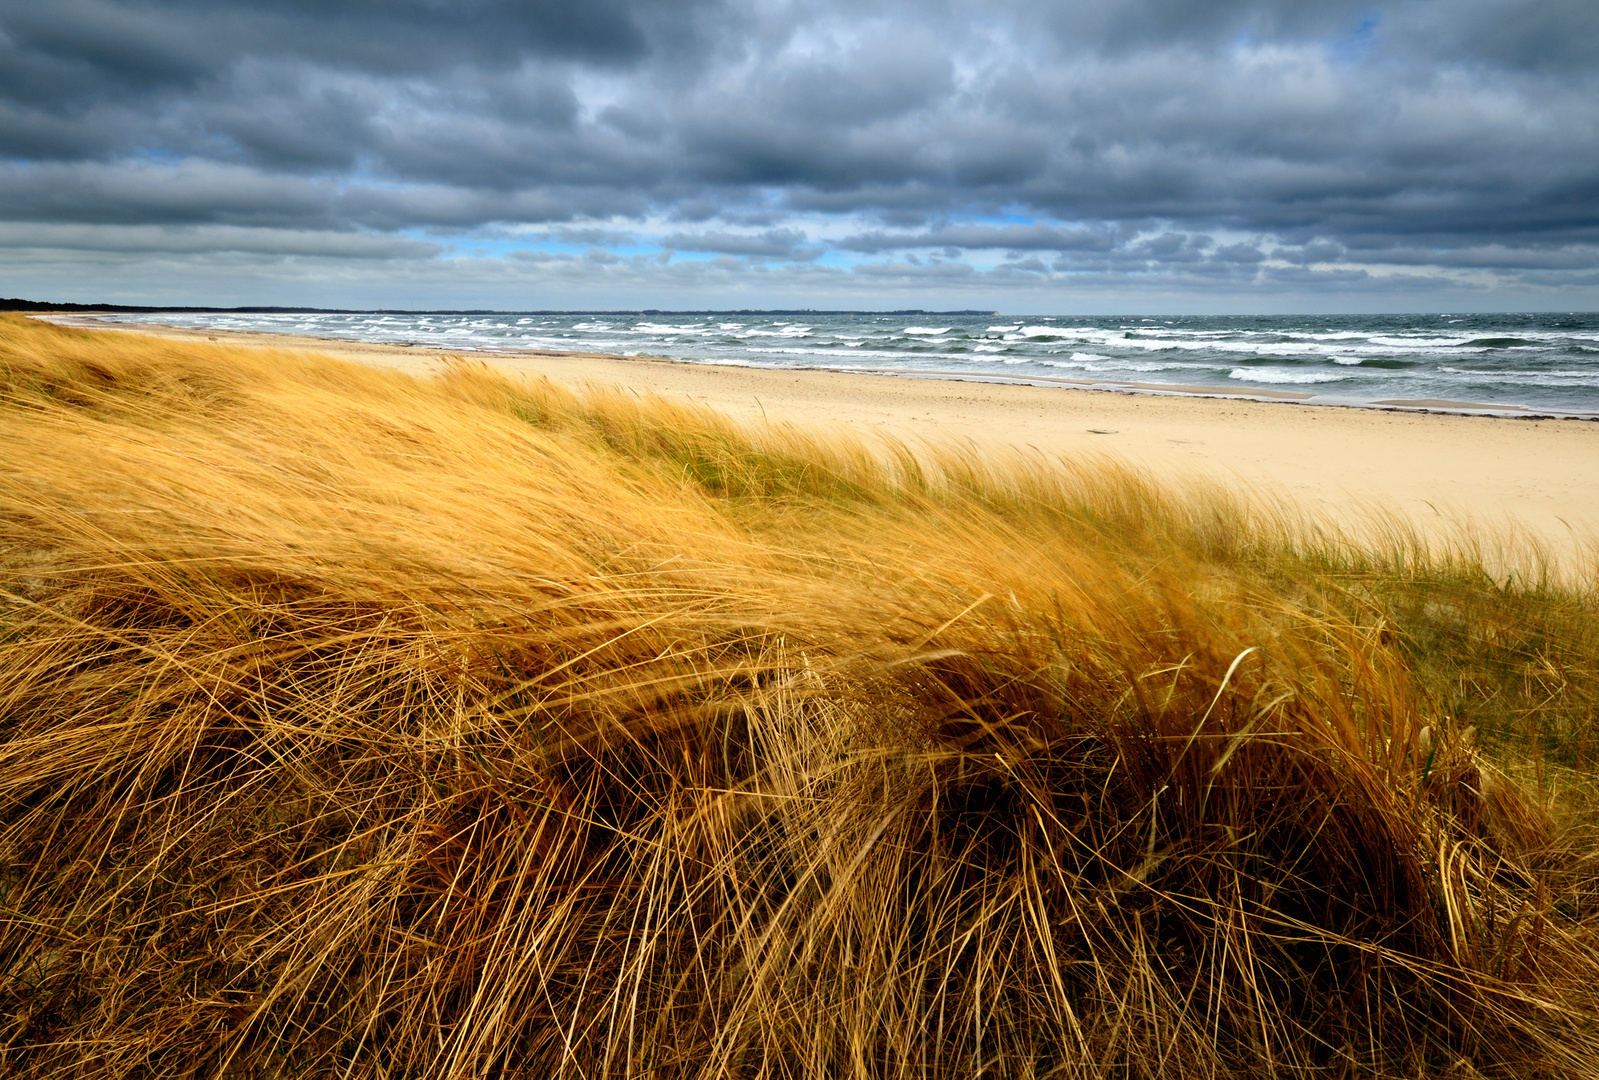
[{"left": 49, "top": 317, "right": 1599, "bottom": 566}]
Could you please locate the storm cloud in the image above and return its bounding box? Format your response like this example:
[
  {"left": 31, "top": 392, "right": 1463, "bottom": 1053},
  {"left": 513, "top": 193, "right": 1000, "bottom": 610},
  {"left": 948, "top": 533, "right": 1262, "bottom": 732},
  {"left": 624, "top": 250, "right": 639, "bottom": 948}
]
[{"left": 1, "top": 0, "right": 1595, "bottom": 309}]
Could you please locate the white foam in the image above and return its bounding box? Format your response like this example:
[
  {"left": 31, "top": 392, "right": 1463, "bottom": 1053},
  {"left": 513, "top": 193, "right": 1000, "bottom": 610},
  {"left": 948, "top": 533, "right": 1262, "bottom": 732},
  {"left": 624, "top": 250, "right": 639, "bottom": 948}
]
[
  {"left": 1440, "top": 366, "right": 1599, "bottom": 381},
  {"left": 904, "top": 326, "right": 951, "bottom": 335},
  {"left": 741, "top": 326, "right": 813, "bottom": 338},
  {"left": 1369, "top": 335, "right": 1474, "bottom": 348},
  {"left": 1127, "top": 361, "right": 1206, "bottom": 373},
  {"left": 987, "top": 325, "right": 1021, "bottom": 333},
  {"left": 744, "top": 346, "right": 904, "bottom": 359},
  {"left": 973, "top": 344, "right": 1006, "bottom": 353},
  {"left": 634, "top": 322, "right": 708, "bottom": 335},
  {"left": 1228, "top": 368, "right": 1348, "bottom": 385}
]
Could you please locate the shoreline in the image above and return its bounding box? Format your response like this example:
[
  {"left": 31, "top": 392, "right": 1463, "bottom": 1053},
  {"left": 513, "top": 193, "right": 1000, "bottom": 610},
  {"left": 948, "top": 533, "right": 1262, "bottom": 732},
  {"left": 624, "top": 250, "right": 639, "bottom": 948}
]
[
  {"left": 35, "top": 315, "right": 1599, "bottom": 566},
  {"left": 42, "top": 312, "right": 1599, "bottom": 424}
]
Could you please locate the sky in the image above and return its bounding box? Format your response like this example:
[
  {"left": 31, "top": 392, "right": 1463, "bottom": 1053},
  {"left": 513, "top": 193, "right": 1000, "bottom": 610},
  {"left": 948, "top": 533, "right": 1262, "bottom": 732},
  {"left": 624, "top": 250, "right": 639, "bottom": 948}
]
[{"left": 1, "top": 0, "right": 1596, "bottom": 313}]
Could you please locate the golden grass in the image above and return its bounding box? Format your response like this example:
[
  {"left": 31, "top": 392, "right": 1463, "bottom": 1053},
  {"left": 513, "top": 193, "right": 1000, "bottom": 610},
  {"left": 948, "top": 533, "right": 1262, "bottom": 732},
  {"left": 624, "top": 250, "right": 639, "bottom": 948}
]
[{"left": 2, "top": 312, "right": 1599, "bottom": 1077}]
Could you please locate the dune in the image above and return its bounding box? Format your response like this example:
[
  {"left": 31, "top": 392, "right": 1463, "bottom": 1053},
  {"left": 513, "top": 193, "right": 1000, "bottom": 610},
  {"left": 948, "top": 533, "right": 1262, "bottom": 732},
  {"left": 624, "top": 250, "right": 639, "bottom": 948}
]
[{"left": 3, "top": 314, "right": 1599, "bottom": 1077}]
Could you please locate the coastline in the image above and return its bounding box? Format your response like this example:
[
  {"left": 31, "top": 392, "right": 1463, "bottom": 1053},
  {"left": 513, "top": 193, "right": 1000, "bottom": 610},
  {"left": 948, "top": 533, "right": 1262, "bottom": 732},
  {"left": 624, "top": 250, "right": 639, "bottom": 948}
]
[{"left": 40, "top": 315, "right": 1599, "bottom": 565}]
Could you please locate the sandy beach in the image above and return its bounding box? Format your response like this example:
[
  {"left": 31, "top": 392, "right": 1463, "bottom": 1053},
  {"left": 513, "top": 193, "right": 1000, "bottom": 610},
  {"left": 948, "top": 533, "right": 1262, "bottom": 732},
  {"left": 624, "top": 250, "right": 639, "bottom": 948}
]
[{"left": 51, "top": 317, "right": 1599, "bottom": 564}]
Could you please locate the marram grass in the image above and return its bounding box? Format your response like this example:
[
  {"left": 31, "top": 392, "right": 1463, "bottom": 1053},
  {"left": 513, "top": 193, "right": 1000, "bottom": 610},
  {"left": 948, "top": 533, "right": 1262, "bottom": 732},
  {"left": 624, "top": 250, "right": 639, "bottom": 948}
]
[{"left": 2, "top": 313, "right": 1598, "bottom": 1078}]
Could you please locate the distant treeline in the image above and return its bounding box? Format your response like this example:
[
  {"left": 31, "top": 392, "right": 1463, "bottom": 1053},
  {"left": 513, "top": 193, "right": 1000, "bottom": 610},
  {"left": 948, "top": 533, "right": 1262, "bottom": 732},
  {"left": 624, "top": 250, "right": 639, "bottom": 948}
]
[{"left": 0, "top": 298, "right": 998, "bottom": 316}]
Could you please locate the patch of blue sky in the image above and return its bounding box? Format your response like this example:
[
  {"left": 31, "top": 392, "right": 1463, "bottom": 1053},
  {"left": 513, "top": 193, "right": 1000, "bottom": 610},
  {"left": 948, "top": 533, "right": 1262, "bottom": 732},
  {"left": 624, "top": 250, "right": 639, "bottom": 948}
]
[
  {"left": 810, "top": 250, "right": 861, "bottom": 269},
  {"left": 1326, "top": 13, "right": 1381, "bottom": 66},
  {"left": 482, "top": 233, "right": 640, "bottom": 260}
]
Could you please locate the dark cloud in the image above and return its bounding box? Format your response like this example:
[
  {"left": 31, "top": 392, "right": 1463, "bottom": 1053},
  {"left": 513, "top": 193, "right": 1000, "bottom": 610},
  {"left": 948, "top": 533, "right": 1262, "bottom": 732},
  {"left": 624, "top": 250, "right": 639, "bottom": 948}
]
[
  {"left": 0, "top": 0, "right": 1595, "bottom": 305},
  {"left": 838, "top": 223, "right": 1122, "bottom": 254},
  {"left": 0, "top": 221, "right": 440, "bottom": 258}
]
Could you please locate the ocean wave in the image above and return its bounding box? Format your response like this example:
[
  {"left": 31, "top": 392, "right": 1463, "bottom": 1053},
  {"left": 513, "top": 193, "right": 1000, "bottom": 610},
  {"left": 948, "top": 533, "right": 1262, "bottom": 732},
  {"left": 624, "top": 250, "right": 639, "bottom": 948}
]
[
  {"left": 1438, "top": 366, "right": 1599, "bottom": 381},
  {"left": 1126, "top": 361, "right": 1212, "bottom": 373},
  {"left": 904, "top": 326, "right": 952, "bottom": 335},
  {"left": 1228, "top": 368, "right": 1349, "bottom": 385},
  {"left": 1368, "top": 335, "right": 1476, "bottom": 348},
  {"left": 634, "top": 323, "right": 711, "bottom": 335},
  {"left": 739, "top": 326, "right": 813, "bottom": 338}
]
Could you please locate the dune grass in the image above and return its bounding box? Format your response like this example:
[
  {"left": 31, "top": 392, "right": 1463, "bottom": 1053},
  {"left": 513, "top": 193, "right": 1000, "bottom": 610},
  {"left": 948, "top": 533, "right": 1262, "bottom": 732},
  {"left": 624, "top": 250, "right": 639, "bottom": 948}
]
[{"left": 2, "top": 312, "right": 1598, "bottom": 1077}]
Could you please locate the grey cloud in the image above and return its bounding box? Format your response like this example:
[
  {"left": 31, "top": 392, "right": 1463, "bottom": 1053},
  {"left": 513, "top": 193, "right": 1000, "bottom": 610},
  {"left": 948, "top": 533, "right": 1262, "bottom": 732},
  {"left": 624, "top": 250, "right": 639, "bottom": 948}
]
[
  {"left": 1025, "top": 0, "right": 1372, "bottom": 54},
  {"left": 0, "top": 221, "right": 441, "bottom": 258},
  {"left": 0, "top": 0, "right": 703, "bottom": 98},
  {"left": 853, "top": 259, "right": 977, "bottom": 280},
  {"left": 1216, "top": 243, "right": 1264, "bottom": 264},
  {"left": 0, "top": 160, "right": 338, "bottom": 227},
  {"left": 1273, "top": 239, "right": 1348, "bottom": 265},
  {"left": 1325, "top": 243, "right": 1599, "bottom": 272},
  {"left": 837, "top": 223, "right": 1121, "bottom": 254},
  {"left": 658, "top": 228, "right": 822, "bottom": 260},
  {"left": 1383, "top": 0, "right": 1599, "bottom": 73},
  {"left": 0, "top": 0, "right": 1594, "bottom": 301},
  {"left": 1260, "top": 264, "right": 1374, "bottom": 286}
]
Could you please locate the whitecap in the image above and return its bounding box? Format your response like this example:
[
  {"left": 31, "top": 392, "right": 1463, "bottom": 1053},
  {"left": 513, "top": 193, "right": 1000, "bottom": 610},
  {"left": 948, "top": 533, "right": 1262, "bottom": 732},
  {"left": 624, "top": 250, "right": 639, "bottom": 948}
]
[
  {"left": 634, "top": 322, "right": 707, "bottom": 335},
  {"left": 973, "top": 344, "right": 1006, "bottom": 353},
  {"left": 1228, "top": 368, "right": 1348, "bottom": 385},
  {"left": 1368, "top": 335, "right": 1474, "bottom": 348},
  {"left": 904, "top": 326, "right": 952, "bottom": 335},
  {"left": 742, "top": 326, "right": 813, "bottom": 338},
  {"left": 987, "top": 325, "right": 1021, "bottom": 333}
]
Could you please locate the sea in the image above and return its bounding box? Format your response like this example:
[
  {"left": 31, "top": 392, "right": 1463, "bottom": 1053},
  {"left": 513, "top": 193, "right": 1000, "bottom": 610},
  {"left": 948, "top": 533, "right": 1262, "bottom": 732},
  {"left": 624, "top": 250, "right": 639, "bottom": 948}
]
[{"left": 91, "top": 310, "right": 1599, "bottom": 418}]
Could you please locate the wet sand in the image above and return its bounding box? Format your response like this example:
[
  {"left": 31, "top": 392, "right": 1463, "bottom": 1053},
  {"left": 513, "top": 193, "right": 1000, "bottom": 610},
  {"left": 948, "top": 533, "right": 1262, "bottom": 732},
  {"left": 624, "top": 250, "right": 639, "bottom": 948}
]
[{"left": 46, "top": 317, "right": 1599, "bottom": 568}]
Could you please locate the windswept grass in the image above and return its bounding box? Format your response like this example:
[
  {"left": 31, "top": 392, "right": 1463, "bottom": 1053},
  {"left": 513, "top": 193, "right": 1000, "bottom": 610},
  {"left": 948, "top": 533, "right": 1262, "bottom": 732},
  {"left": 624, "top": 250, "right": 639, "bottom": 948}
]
[{"left": 2, "top": 312, "right": 1598, "bottom": 1077}]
